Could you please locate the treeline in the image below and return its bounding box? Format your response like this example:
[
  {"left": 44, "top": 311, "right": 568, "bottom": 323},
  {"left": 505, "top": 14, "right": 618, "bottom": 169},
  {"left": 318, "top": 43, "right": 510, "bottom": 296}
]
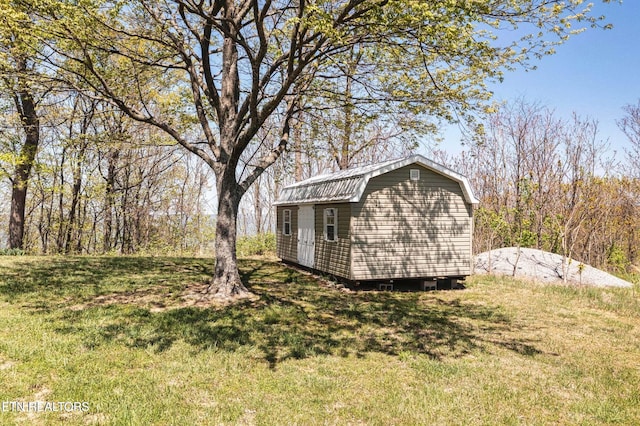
[
  {"left": 2, "top": 87, "right": 640, "bottom": 272},
  {"left": 450, "top": 100, "right": 640, "bottom": 274},
  {"left": 0, "top": 85, "right": 416, "bottom": 255},
  {"left": 0, "top": 96, "right": 215, "bottom": 255}
]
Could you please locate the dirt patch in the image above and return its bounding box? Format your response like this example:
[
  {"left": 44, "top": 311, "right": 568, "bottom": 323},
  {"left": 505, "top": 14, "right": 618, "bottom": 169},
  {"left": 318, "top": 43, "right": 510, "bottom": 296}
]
[
  {"left": 0, "top": 359, "right": 16, "bottom": 370},
  {"left": 68, "top": 285, "right": 173, "bottom": 312},
  {"left": 67, "top": 282, "right": 257, "bottom": 312},
  {"left": 179, "top": 282, "right": 259, "bottom": 308}
]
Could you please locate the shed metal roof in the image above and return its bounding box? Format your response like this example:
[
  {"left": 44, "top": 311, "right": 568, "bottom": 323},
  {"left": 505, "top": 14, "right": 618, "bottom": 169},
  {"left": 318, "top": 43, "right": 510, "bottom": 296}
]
[{"left": 273, "top": 154, "right": 479, "bottom": 206}]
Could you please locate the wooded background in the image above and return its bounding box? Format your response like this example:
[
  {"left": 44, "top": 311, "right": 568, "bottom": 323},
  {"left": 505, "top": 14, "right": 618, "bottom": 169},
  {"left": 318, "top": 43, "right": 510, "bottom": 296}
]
[{"left": 2, "top": 95, "right": 639, "bottom": 275}]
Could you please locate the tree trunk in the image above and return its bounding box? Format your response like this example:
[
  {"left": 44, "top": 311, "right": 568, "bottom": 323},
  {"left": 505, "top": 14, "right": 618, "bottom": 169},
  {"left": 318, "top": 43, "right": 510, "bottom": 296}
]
[
  {"left": 103, "top": 149, "right": 119, "bottom": 253},
  {"left": 339, "top": 70, "right": 354, "bottom": 170},
  {"left": 8, "top": 78, "right": 40, "bottom": 250},
  {"left": 56, "top": 148, "right": 67, "bottom": 252},
  {"left": 9, "top": 172, "right": 30, "bottom": 250},
  {"left": 204, "top": 12, "right": 255, "bottom": 301},
  {"left": 294, "top": 121, "right": 303, "bottom": 182},
  {"left": 65, "top": 158, "right": 83, "bottom": 254},
  {"left": 254, "top": 177, "right": 262, "bottom": 234},
  {"left": 207, "top": 171, "right": 253, "bottom": 301}
]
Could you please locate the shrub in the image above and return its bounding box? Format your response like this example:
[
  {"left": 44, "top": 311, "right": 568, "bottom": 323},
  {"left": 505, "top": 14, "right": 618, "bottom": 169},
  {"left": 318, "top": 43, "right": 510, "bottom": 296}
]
[
  {"left": 607, "top": 244, "right": 630, "bottom": 274},
  {"left": 236, "top": 232, "right": 276, "bottom": 257},
  {"left": 0, "top": 248, "right": 25, "bottom": 256}
]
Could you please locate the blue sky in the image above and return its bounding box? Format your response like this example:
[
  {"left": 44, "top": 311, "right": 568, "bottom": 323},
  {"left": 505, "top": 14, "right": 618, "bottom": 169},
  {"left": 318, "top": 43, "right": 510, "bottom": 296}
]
[{"left": 439, "top": 0, "right": 640, "bottom": 160}]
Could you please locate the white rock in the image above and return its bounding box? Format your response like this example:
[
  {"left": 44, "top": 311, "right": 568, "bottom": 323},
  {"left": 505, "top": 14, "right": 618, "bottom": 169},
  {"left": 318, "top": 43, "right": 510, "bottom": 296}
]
[{"left": 475, "top": 247, "right": 633, "bottom": 288}]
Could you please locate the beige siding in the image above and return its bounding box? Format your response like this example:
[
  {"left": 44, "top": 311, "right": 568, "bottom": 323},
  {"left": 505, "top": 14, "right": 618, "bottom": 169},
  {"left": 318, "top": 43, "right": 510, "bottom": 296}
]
[
  {"left": 276, "top": 206, "right": 298, "bottom": 262},
  {"left": 313, "top": 203, "right": 351, "bottom": 280},
  {"left": 351, "top": 165, "right": 473, "bottom": 280}
]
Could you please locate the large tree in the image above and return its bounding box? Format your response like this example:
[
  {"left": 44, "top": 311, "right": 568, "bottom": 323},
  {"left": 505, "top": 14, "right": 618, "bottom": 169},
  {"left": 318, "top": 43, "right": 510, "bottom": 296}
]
[{"left": 35, "top": 0, "right": 613, "bottom": 300}]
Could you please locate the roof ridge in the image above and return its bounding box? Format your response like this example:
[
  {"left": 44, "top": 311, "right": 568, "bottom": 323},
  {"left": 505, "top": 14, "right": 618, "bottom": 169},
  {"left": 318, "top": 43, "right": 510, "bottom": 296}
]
[
  {"left": 273, "top": 154, "right": 479, "bottom": 205},
  {"left": 286, "top": 156, "right": 408, "bottom": 188}
]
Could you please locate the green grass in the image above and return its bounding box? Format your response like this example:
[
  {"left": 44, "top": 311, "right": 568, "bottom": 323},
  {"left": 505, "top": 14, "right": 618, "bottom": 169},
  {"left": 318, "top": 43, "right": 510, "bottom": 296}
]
[{"left": 0, "top": 256, "right": 639, "bottom": 425}]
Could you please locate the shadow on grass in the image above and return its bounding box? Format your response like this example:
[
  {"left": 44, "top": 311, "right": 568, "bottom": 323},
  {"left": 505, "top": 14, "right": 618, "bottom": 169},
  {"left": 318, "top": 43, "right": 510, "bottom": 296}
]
[
  {"left": 0, "top": 256, "right": 212, "bottom": 307},
  {"left": 1, "top": 257, "right": 543, "bottom": 367}
]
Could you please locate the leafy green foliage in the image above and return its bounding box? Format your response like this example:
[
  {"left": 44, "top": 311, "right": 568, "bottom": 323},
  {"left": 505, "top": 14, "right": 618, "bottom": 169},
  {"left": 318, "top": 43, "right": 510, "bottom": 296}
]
[
  {"left": 475, "top": 206, "right": 512, "bottom": 248},
  {"left": 607, "top": 243, "right": 630, "bottom": 273},
  {"left": 236, "top": 233, "right": 276, "bottom": 257},
  {"left": 0, "top": 248, "right": 25, "bottom": 256}
]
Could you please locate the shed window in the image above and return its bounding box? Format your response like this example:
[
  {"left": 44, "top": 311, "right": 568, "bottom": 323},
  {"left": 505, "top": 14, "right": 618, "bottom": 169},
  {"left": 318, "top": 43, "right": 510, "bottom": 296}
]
[
  {"left": 410, "top": 169, "right": 420, "bottom": 181},
  {"left": 283, "top": 209, "right": 292, "bottom": 236},
  {"left": 324, "top": 208, "right": 337, "bottom": 242}
]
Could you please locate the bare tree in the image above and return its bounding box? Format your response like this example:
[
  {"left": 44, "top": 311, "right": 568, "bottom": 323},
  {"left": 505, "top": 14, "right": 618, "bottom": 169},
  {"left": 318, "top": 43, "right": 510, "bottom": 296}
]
[
  {"left": 619, "top": 100, "right": 640, "bottom": 179},
  {"left": 467, "top": 99, "right": 621, "bottom": 275}
]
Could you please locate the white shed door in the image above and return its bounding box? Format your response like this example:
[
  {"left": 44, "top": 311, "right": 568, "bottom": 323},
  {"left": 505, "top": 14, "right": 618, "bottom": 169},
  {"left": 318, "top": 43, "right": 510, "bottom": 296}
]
[{"left": 297, "top": 205, "right": 315, "bottom": 268}]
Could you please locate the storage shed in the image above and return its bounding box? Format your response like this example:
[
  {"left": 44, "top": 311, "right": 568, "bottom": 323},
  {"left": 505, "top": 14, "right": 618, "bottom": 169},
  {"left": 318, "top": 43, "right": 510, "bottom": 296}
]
[{"left": 273, "top": 155, "right": 479, "bottom": 287}]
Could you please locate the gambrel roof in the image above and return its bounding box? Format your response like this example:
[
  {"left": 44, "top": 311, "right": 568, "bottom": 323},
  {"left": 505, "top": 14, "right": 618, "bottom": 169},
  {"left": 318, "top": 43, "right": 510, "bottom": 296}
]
[{"left": 273, "top": 154, "right": 479, "bottom": 206}]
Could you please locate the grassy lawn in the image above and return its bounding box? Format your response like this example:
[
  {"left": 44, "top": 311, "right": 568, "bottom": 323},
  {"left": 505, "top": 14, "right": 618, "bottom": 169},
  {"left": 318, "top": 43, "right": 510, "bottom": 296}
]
[{"left": 0, "top": 255, "right": 639, "bottom": 425}]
